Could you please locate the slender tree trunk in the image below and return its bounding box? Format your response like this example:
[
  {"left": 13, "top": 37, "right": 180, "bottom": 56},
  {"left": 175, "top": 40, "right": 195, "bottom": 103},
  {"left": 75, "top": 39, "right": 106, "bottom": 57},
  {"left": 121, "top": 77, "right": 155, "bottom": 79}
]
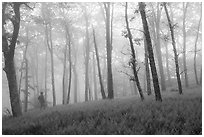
[
  {"left": 164, "top": 38, "right": 171, "bottom": 85},
  {"left": 139, "top": 2, "right": 162, "bottom": 101},
  {"left": 24, "top": 58, "right": 29, "bottom": 112},
  {"left": 125, "top": 2, "right": 144, "bottom": 101},
  {"left": 62, "top": 32, "right": 68, "bottom": 104},
  {"left": 44, "top": 41, "right": 48, "bottom": 106},
  {"left": 2, "top": 3, "right": 22, "bottom": 117},
  {"left": 73, "top": 42, "right": 78, "bottom": 103},
  {"left": 194, "top": 4, "right": 202, "bottom": 85},
  {"left": 183, "top": 2, "right": 189, "bottom": 87},
  {"left": 92, "top": 52, "right": 98, "bottom": 100},
  {"left": 84, "top": 7, "right": 90, "bottom": 102},
  {"left": 104, "top": 2, "right": 114, "bottom": 99},
  {"left": 144, "top": 35, "right": 151, "bottom": 95},
  {"left": 199, "top": 66, "right": 202, "bottom": 85},
  {"left": 92, "top": 27, "right": 106, "bottom": 99},
  {"left": 46, "top": 23, "right": 56, "bottom": 106},
  {"left": 66, "top": 27, "right": 72, "bottom": 104},
  {"left": 164, "top": 2, "right": 183, "bottom": 94},
  {"left": 154, "top": 3, "right": 166, "bottom": 91}
]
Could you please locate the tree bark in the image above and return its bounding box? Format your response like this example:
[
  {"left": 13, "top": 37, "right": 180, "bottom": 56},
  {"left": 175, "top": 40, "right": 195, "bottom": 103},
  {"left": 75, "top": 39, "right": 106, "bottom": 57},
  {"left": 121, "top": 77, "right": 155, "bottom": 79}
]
[
  {"left": 164, "top": 2, "right": 183, "bottom": 94},
  {"left": 125, "top": 2, "right": 144, "bottom": 101},
  {"left": 182, "top": 2, "right": 189, "bottom": 87},
  {"left": 92, "top": 52, "right": 98, "bottom": 100},
  {"left": 139, "top": 2, "right": 162, "bottom": 101},
  {"left": 144, "top": 35, "right": 151, "bottom": 95},
  {"left": 92, "top": 27, "right": 106, "bottom": 99},
  {"left": 2, "top": 3, "right": 22, "bottom": 117},
  {"left": 104, "top": 2, "right": 114, "bottom": 99},
  {"left": 194, "top": 4, "right": 202, "bottom": 85}
]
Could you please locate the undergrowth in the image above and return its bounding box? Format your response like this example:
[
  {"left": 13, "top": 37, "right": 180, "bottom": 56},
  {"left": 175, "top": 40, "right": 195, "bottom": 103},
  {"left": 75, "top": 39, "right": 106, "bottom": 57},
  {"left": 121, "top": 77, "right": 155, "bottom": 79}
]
[{"left": 2, "top": 88, "right": 202, "bottom": 135}]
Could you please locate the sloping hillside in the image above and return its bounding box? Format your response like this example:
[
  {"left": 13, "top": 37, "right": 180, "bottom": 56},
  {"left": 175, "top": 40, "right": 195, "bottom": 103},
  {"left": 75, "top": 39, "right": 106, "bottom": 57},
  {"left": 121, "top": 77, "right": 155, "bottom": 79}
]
[{"left": 2, "top": 86, "right": 202, "bottom": 135}]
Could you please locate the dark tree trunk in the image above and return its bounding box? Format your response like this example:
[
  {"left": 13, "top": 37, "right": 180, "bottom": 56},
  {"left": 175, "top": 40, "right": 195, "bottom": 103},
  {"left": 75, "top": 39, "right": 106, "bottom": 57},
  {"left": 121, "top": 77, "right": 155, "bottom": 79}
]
[
  {"left": 144, "top": 35, "right": 151, "bottom": 95},
  {"left": 92, "top": 52, "right": 98, "bottom": 100},
  {"left": 92, "top": 27, "right": 106, "bottom": 99},
  {"left": 164, "top": 2, "right": 183, "bottom": 94},
  {"left": 2, "top": 3, "right": 22, "bottom": 117},
  {"left": 194, "top": 5, "right": 202, "bottom": 85},
  {"left": 182, "top": 2, "right": 189, "bottom": 87},
  {"left": 104, "top": 2, "right": 114, "bottom": 99},
  {"left": 139, "top": 2, "right": 162, "bottom": 101},
  {"left": 125, "top": 2, "right": 144, "bottom": 101}
]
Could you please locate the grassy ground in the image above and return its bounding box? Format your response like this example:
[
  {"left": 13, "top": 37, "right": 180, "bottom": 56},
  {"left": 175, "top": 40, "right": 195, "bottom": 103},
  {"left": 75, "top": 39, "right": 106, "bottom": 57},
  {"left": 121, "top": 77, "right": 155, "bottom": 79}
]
[{"left": 2, "top": 86, "right": 202, "bottom": 135}]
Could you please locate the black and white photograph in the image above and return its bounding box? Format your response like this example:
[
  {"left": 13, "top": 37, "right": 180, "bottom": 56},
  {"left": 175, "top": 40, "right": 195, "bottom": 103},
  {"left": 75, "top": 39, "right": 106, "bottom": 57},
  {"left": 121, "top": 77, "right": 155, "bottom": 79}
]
[{"left": 2, "top": 2, "right": 202, "bottom": 135}]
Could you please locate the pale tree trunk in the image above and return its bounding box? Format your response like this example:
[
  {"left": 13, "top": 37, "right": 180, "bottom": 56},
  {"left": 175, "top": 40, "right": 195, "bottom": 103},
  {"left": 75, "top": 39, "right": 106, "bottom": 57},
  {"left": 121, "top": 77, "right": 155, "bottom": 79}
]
[
  {"left": 199, "top": 66, "right": 202, "bottom": 85},
  {"left": 46, "top": 23, "right": 56, "bottom": 106},
  {"left": 62, "top": 28, "right": 68, "bottom": 104},
  {"left": 44, "top": 40, "right": 48, "bottom": 106},
  {"left": 164, "top": 2, "right": 183, "bottom": 94},
  {"left": 144, "top": 35, "right": 151, "bottom": 95},
  {"left": 84, "top": 7, "right": 90, "bottom": 102},
  {"left": 73, "top": 41, "right": 78, "bottom": 103},
  {"left": 92, "top": 52, "right": 98, "bottom": 100},
  {"left": 2, "top": 3, "right": 22, "bottom": 117},
  {"left": 104, "top": 2, "right": 114, "bottom": 99},
  {"left": 194, "top": 4, "right": 201, "bottom": 85},
  {"left": 139, "top": 2, "right": 162, "bottom": 101},
  {"left": 92, "top": 27, "right": 106, "bottom": 99},
  {"left": 66, "top": 26, "right": 72, "bottom": 104},
  {"left": 182, "top": 2, "right": 189, "bottom": 87},
  {"left": 152, "top": 3, "right": 166, "bottom": 91},
  {"left": 125, "top": 2, "right": 144, "bottom": 101},
  {"left": 24, "top": 58, "right": 29, "bottom": 112},
  {"left": 164, "top": 39, "right": 171, "bottom": 85}
]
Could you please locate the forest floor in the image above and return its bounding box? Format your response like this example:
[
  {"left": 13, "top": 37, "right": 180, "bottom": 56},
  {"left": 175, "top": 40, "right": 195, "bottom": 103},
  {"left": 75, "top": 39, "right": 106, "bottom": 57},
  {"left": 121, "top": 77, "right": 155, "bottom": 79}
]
[{"left": 2, "top": 85, "right": 202, "bottom": 135}]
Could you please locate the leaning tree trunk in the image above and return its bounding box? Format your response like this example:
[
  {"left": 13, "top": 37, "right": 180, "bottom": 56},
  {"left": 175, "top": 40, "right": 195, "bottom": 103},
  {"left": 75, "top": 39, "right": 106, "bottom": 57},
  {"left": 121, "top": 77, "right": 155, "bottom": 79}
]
[
  {"left": 144, "top": 35, "right": 151, "bottom": 95},
  {"left": 104, "top": 2, "right": 114, "bottom": 99},
  {"left": 92, "top": 27, "right": 106, "bottom": 99},
  {"left": 2, "top": 3, "right": 22, "bottom": 117},
  {"left": 139, "top": 2, "right": 162, "bottom": 101},
  {"left": 182, "top": 2, "right": 189, "bottom": 87},
  {"left": 194, "top": 4, "right": 202, "bottom": 85},
  {"left": 164, "top": 2, "right": 183, "bottom": 94},
  {"left": 125, "top": 2, "right": 144, "bottom": 101}
]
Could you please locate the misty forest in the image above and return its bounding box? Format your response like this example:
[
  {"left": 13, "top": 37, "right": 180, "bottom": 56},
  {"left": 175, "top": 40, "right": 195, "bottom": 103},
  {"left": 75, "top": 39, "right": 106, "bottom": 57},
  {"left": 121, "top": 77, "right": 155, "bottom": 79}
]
[{"left": 2, "top": 2, "right": 202, "bottom": 135}]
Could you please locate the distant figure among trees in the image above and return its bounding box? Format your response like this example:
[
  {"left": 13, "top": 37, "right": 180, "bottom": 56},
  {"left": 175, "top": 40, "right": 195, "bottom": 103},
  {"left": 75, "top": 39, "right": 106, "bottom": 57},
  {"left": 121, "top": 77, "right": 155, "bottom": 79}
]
[{"left": 38, "top": 92, "right": 46, "bottom": 109}]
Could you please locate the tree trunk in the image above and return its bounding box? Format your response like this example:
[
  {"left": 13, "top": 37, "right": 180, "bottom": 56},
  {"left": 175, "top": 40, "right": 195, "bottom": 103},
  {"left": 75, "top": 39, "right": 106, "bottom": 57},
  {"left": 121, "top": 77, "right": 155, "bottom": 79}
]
[
  {"left": 125, "top": 2, "right": 144, "bottom": 101},
  {"left": 73, "top": 41, "right": 78, "bottom": 103},
  {"left": 44, "top": 40, "right": 48, "bottom": 106},
  {"left": 154, "top": 3, "right": 166, "bottom": 91},
  {"left": 164, "top": 2, "right": 183, "bottom": 94},
  {"left": 84, "top": 7, "right": 90, "bottom": 102},
  {"left": 46, "top": 23, "right": 56, "bottom": 106},
  {"left": 66, "top": 27, "right": 72, "bottom": 104},
  {"left": 2, "top": 3, "right": 22, "bottom": 117},
  {"left": 139, "top": 2, "right": 162, "bottom": 101},
  {"left": 164, "top": 37, "right": 171, "bottom": 85},
  {"left": 182, "top": 2, "right": 189, "bottom": 87},
  {"left": 62, "top": 30, "right": 68, "bottom": 104},
  {"left": 194, "top": 4, "right": 202, "bottom": 85},
  {"left": 92, "top": 27, "right": 106, "bottom": 99},
  {"left": 92, "top": 52, "right": 98, "bottom": 100},
  {"left": 24, "top": 58, "right": 29, "bottom": 112},
  {"left": 104, "top": 2, "right": 114, "bottom": 99},
  {"left": 144, "top": 35, "right": 151, "bottom": 95},
  {"left": 199, "top": 66, "right": 202, "bottom": 85}
]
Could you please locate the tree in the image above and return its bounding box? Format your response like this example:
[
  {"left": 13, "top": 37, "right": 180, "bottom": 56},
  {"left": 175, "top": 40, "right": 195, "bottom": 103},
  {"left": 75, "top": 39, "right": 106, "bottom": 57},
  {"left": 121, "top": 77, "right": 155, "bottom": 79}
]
[
  {"left": 193, "top": 3, "right": 202, "bottom": 85},
  {"left": 163, "top": 2, "right": 182, "bottom": 94},
  {"left": 144, "top": 35, "right": 151, "bottom": 95},
  {"left": 139, "top": 2, "right": 162, "bottom": 101},
  {"left": 104, "top": 2, "right": 114, "bottom": 99},
  {"left": 92, "top": 27, "right": 106, "bottom": 99},
  {"left": 125, "top": 2, "right": 144, "bottom": 101},
  {"left": 92, "top": 52, "right": 98, "bottom": 100},
  {"left": 2, "top": 2, "right": 23, "bottom": 117},
  {"left": 151, "top": 3, "right": 166, "bottom": 91},
  {"left": 182, "top": 2, "right": 189, "bottom": 87}
]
